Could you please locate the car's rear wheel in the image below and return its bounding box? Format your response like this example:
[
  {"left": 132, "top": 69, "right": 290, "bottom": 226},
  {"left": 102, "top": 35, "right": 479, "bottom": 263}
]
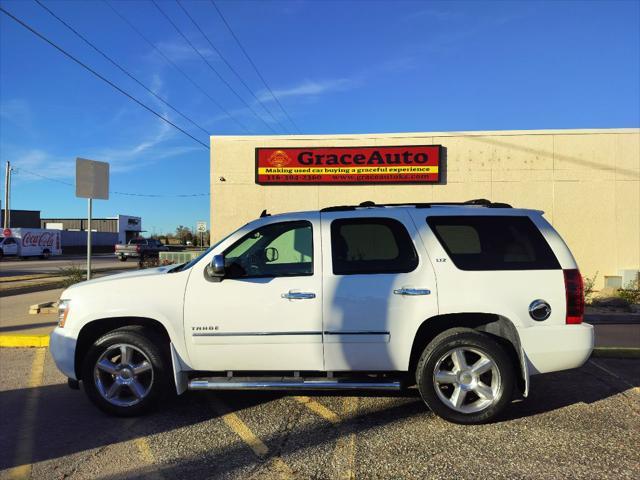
[
  {"left": 416, "top": 328, "right": 514, "bottom": 424},
  {"left": 119, "top": 255, "right": 127, "bottom": 262},
  {"left": 82, "top": 327, "right": 170, "bottom": 416}
]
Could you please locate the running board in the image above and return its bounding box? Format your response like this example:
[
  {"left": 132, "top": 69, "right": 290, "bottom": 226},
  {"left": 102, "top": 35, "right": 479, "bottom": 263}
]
[{"left": 188, "top": 377, "right": 402, "bottom": 391}]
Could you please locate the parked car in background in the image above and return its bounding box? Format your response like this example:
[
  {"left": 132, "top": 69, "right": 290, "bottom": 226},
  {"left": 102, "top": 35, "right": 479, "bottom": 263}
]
[
  {"left": 0, "top": 228, "right": 62, "bottom": 259},
  {"left": 51, "top": 199, "right": 593, "bottom": 424},
  {"left": 114, "top": 237, "right": 168, "bottom": 261}
]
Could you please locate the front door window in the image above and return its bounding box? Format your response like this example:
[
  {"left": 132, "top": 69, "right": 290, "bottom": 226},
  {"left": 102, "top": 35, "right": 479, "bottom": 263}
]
[{"left": 224, "top": 221, "right": 313, "bottom": 278}]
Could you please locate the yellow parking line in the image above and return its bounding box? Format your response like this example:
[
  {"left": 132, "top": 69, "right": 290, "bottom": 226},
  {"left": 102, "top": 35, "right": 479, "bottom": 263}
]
[
  {"left": 293, "top": 396, "right": 357, "bottom": 479},
  {"left": 0, "top": 335, "right": 50, "bottom": 348},
  {"left": 294, "top": 396, "right": 340, "bottom": 424},
  {"left": 6, "top": 347, "right": 46, "bottom": 479},
  {"left": 333, "top": 397, "right": 358, "bottom": 480},
  {"left": 133, "top": 437, "right": 164, "bottom": 480},
  {"left": 210, "top": 397, "right": 294, "bottom": 479}
]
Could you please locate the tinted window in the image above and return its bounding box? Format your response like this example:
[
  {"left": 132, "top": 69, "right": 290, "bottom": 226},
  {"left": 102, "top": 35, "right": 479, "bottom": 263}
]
[
  {"left": 223, "top": 221, "right": 313, "bottom": 278},
  {"left": 427, "top": 216, "right": 560, "bottom": 271},
  {"left": 331, "top": 218, "right": 418, "bottom": 275}
]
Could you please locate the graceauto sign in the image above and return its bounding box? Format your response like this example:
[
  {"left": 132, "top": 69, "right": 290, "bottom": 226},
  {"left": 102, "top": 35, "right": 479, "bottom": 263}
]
[{"left": 255, "top": 145, "right": 442, "bottom": 185}]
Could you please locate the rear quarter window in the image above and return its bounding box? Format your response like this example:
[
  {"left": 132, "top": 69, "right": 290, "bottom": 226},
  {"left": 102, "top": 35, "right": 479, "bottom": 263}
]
[{"left": 427, "top": 216, "right": 560, "bottom": 271}]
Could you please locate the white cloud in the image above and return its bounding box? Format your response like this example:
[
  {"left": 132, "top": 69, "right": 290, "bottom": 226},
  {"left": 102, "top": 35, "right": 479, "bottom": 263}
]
[
  {"left": 7, "top": 112, "right": 196, "bottom": 185},
  {"left": 258, "top": 78, "right": 359, "bottom": 103},
  {"left": 0, "top": 99, "right": 32, "bottom": 132},
  {"left": 153, "top": 40, "right": 215, "bottom": 64},
  {"left": 404, "top": 8, "right": 461, "bottom": 22}
]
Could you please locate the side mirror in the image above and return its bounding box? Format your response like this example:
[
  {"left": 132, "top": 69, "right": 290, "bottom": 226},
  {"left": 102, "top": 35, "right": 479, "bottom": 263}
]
[{"left": 208, "top": 254, "right": 225, "bottom": 277}]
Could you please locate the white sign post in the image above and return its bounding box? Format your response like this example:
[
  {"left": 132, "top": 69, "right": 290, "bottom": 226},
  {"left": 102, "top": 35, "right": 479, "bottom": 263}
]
[
  {"left": 197, "top": 221, "right": 207, "bottom": 250},
  {"left": 76, "top": 158, "right": 109, "bottom": 280}
]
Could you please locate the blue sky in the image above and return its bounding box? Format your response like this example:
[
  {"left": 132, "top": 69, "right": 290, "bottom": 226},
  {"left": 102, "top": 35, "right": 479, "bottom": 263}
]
[{"left": 1, "top": 0, "right": 639, "bottom": 234}]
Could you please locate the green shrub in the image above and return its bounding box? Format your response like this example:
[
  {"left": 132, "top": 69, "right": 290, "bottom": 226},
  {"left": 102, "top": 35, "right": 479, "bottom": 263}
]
[
  {"left": 583, "top": 272, "right": 598, "bottom": 305},
  {"left": 58, "top": 265, "right": 85, "bottom": 288},
  {"left": 617, "top": 279, "right": 640, "bottom": 305}
]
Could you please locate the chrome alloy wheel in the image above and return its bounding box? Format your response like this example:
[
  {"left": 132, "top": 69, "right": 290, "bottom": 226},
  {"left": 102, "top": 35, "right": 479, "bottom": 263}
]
[
  {"left": 93, "top": 343, "right": 154, "bottom": 407},
  {"left": 432, "top": 347, "right": 502, "bottom": 414}
]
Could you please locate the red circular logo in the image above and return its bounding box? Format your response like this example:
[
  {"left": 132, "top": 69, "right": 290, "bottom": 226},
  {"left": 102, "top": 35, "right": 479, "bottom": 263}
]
[{"left": 3, "top": 228, "right": 11, "bottom": 237}]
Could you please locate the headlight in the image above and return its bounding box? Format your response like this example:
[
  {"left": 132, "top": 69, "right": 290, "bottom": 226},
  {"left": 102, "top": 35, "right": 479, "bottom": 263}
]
[{"left": 58, "top": 299, "right": 71, "bottom": 328}]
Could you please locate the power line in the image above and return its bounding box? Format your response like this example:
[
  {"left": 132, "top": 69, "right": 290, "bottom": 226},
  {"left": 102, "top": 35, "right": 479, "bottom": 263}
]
[
  {"left": 0, "top": 4, "right": 209, "bottom": 149},
  {"left": 176, "top": 0, "right": 290, "bottom": 134},
  {"left": 210, "top": 0, "right": 302, "bottom": 134},
  {"left": 34, "top": 0, "right": 210, "bottom": 138},
  {"left": 102, "top": 0, "right": 251, "bottom": 134},
  {"left": 151, "top": 0, "right": 277, "bottom": 134},
  {"left": 13, "top": 167, "right": 210, "bottom": 197}
]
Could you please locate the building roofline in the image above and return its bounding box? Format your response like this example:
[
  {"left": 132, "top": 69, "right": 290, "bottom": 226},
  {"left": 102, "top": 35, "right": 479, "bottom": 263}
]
[{"left": 210, "top": 127, "right": 639, "bottom": 141}]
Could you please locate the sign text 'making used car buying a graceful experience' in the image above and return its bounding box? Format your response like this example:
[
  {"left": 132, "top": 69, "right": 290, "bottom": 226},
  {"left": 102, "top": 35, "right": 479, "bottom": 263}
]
[{"left": 255, "top": 145, "right": 443, "bottom": 185}]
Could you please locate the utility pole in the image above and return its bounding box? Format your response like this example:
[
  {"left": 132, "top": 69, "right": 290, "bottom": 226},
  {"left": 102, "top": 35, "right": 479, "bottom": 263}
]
[{"left": 3, "top": 161, "right": 11, "bottom": 228}]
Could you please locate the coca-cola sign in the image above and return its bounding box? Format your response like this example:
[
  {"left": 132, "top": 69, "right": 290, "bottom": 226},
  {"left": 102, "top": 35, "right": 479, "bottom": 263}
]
[{"left": 22, "top": 231, "right": 57, "bottom": 247}]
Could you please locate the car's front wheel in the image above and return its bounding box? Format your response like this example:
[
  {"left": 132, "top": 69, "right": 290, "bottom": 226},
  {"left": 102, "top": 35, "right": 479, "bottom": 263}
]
[
  {"left": 416, "top": 328, "right": 515, "bottom": 424},
  {"left": 82, "top": 327, "right": 170, "bottom": 416}
]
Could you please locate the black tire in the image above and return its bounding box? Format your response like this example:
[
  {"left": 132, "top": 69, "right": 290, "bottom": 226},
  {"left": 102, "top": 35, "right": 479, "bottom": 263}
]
[
  {"left": 40, "top": 249, "right": 50, "bottom": 260},
  {"left": 119, "top": 255, "right": 127, "bottom": 262},
  {"left": 416, "top": 328, "right": 515, "bottom": 424},
  {"left": 82, "top": 327, "right": 171, "bottom": 416}
]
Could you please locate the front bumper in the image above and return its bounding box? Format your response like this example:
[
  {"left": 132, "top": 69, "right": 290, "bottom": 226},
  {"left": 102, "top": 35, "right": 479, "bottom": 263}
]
[
  {"left": 49, "top": 327, "right": 78, "bottom": 380},
  {"left": 519, "top": 323, "right": 594, "bottom": 375}
]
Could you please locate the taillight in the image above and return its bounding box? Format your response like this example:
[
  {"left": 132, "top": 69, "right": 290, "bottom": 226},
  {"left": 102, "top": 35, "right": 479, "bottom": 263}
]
[
  {"left": 563, "top": 269, "right": 584, "bottom": 324},
  {"left": 136, "top": 245, "right": 141, "bottom": 253}
]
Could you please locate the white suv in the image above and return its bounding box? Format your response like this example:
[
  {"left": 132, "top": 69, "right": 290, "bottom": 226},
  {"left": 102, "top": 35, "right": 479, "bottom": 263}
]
[{"left": 50, "top": 199, "right": 594, "bottom": 424}]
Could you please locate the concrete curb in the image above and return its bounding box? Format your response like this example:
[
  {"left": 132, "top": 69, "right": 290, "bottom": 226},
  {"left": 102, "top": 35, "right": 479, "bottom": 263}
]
[
  {"left": 592, "top": 347, "right": 640, "bottom": 359},
  {"left": 0, "top": 334, "right": 50, "bottom": 348},
  {"left": 0, "top": 281, "right": 65, "bottom": 298},
  {"left": 0, "top": 267, "right": 135, "bottom": 297},
  {"left": 0, "top": 274, "right": 51, "bottom": 283}
]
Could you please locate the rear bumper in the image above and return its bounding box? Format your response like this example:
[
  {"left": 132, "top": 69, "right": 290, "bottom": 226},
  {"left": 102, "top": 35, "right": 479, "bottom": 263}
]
[
  {"left": 519, "top": 323, "right": 594, "bottom": 375},
  {"left": 49, "top": 327, "right": 78, "bottom": 380},
  {"left": 116, "top": 252, "right": 139, "bottom": 258}
]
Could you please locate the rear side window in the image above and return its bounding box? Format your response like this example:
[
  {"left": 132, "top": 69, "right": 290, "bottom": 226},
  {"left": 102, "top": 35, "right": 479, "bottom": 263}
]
[
  {"left": 331, "top": 218, "right": 418, "bottom": 275},
  {"left": 427, "top": 216, "right": 560, "bottom": 271}
]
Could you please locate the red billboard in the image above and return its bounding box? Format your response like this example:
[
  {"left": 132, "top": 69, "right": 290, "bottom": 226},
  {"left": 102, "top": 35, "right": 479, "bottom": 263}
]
[{"left": 255, "top": 145, "right": 442, "bottom": 185}]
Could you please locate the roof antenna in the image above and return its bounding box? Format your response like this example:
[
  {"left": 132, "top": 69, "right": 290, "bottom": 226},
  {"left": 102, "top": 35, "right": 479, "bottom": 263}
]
[
  {"left": 260, "top": 209, "right": 270, "bottom": 218},
  {"left": 359, "top": 201, "right": 376, "bottom": 207}
]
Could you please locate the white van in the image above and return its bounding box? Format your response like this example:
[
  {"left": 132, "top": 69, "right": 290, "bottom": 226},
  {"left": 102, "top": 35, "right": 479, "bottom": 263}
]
[{"left": 0, "top": 228, "right": 62, "bottom": 259}]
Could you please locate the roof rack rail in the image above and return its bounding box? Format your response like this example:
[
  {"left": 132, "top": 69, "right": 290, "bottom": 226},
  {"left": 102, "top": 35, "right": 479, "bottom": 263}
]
[{"left": 319, "top": 199, "right": 512, "bottom": 212}]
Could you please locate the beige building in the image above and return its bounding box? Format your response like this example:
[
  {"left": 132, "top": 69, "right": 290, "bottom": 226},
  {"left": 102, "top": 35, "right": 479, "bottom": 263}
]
[{"left": 210, "top": 128, "right": 640, "bottom": 289}]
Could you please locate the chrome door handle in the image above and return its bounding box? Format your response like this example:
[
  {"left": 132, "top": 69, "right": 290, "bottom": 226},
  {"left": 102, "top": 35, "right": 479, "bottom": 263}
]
[
  {"left": 393, "top": 288, "right": 431, "bottom": 296},
  {"left": 281, "top": 292, "right": 316, "bottom": 300}
]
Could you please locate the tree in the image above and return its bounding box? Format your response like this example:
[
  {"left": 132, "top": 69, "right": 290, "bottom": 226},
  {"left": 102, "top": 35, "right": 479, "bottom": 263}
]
[{"left": 175, "top": 225, "right": 193, "bottom": 244}]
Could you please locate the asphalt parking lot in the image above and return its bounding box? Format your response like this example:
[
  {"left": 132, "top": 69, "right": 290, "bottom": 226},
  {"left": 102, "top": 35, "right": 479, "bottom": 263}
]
[{"left": 0, "top": 348, "right": 638, "bottom": 480}]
